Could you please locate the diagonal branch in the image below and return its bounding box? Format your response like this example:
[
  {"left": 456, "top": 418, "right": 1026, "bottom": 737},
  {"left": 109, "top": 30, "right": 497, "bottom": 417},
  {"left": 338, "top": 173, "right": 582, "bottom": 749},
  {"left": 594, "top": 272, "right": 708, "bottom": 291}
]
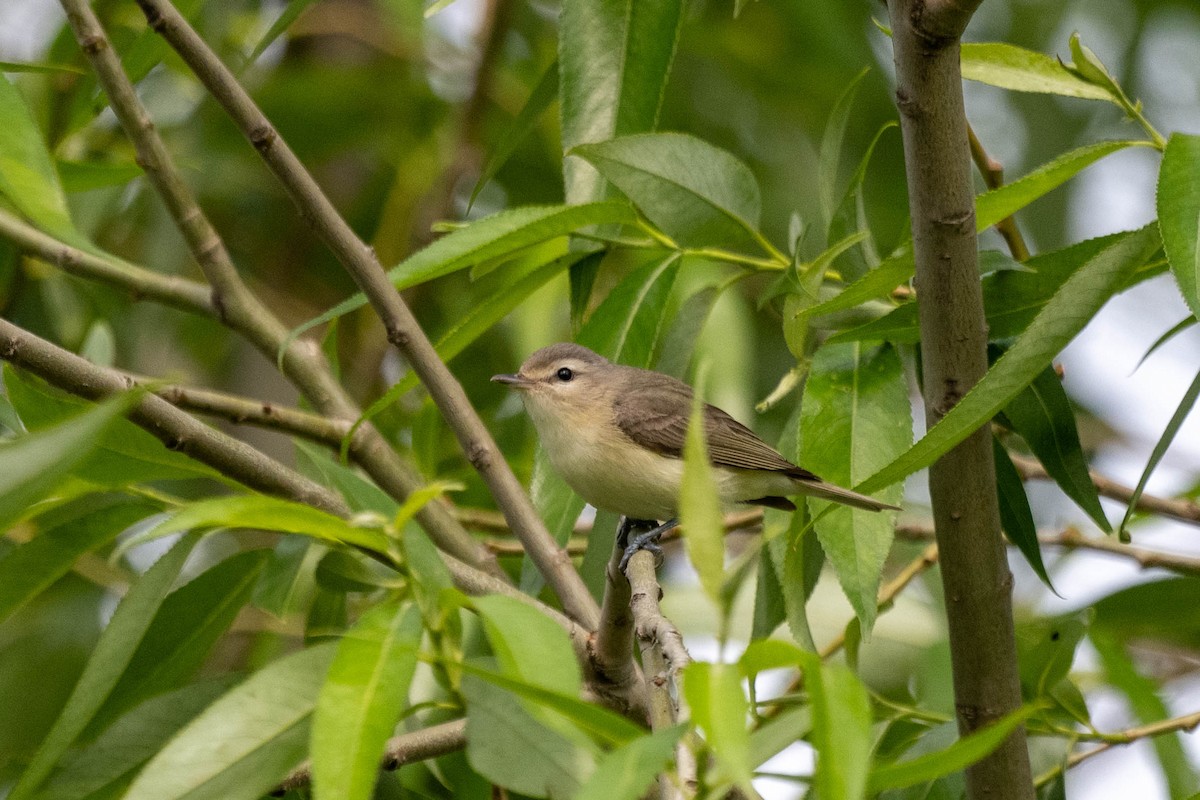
[
  {"left": 132, "top": 0, "right": 600, "bottom": 630},
  {"left": 1033, "top": 710, "right": 1200, "bottom": 788},
  {"left": 967, "top": 124, "right": 1031, "bottom": 261},
  {"left": 57, "top": 0, "right": 500, "bottom": 578}
]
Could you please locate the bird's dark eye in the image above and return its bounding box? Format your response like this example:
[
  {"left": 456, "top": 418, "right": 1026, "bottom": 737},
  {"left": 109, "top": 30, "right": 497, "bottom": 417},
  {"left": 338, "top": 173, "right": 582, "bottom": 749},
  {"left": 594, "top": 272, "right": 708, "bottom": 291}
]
[{"left": 556, "top": 367, "right": 574, "bottom": 382}]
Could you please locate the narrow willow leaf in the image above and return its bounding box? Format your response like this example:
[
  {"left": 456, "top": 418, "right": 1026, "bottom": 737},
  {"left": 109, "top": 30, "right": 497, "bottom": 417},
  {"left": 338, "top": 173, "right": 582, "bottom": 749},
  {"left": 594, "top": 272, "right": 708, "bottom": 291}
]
[
  {"left": 680, "top": 365, "right": 726, "bottom": 607},
  {"left": 5, "top": 367, "right": 220, "bottom": 484},
  {"left": 1091, "top": 629, "right": 1199, "bottom": 797},
  {"left": 993, "top": 439, "right": 1052, "bottom": 589},
  {"left": 768, "top": 505, "right": 822, "bottom": 651},
  {"left": 828, "top": 123, "right": 895, "bottom": 280},
  {"left": 33, "top": 678, "right": 237, "bottom": 800},
  {"left": 867, "top": 706, "right": 1036, "bottom": 792},
  {"left": 0, "top": 61, "right": 85, "bottom": 75},
  {"left": 461, "top": 664, "right": 642, "bottom": 746},
  {"left": 1157, "top": 133, "right": 1200, "bottom": 320},
  {"left": 470, "top": 60, "right": 559, "bottom": 210},
  {"left": 1002, "top": 363, "right": 1110, "bottom": 533},
  {"left": 281, "top": 202, "right": 636, "bottom": 358},
  {"left": 572, "top": 134, "right": 766, "bottom": 253},
  {"left": 751, "top": 542, "right": 787, "bottom": 640},
  {"left": 856, "top": 225, "right": 1161, "bottom": 495},
  {"left": 793, "top": 247, "right": 914, "bottom": 325},
  {"left": 463, "top": 676, "right": 594, "bottom": 798},
  {"left": 139, "top": 495, "right": 391, "bottom": 555},
  {"left": 294, "top": 440, "right": 397, "bottom": 516},
  {"left": 92, "top": 550, "right": 270, "bottom": 733},
  {"left": 976, "top": 141, "right": 1146, "bottom": 233},
  {"left": 1134, "top": 316, "right": 1197, "bottom": 373},
  {"left": 122, "top": 644, "right": 337, "bottom": 800},
  {"left": 57, "top": 159, "right": 143, "bottom": 193},
  {"left": 523, "top": 253, "right": 681, "bottom": 593},
  {"left": 473, "top": 595, "right": 581, "bottom": 695},
  {"left": 312, "top": 603, "right": 423, "bottom": 800},
  {"left": 1118, "top": 367, "right": 1200, "bottom": 539},
  {"left": 819, "top": 68, "right": 870, "bottom": 224},
  {"left": 801, "top": 344, "right": 909, "bottom": 633},
  {"left": 559, "top": 0, "right": 684, "bottom": 203},
  {"left": 246, "top": 0, "right": 320, "bottom": 64},
  {"left": 683, "top": 662, "right": 752, "bottom": 792},
  {"left": 0, "top": 494, "right": 157, "bottom": 625},
  {"left": 803, "top": 653, "right": 872, "bottom": 800},
  {"left": 961, "top": 42, "right": 1116, "bottom": 101},
  {"left": 784, "top": 231, "right": 870, "bottom": 359},
  {"left": 9, "top": 535, "right": 198, "bottom": 800},
  {"left": 0, "top": 74, "right": 86, "bottom": 245},
  {"left": 573, "top": 726, "right": 684, "bottom": 800},
  {"left": 0, "top": 391, "right": 138, "bottom": 535}
]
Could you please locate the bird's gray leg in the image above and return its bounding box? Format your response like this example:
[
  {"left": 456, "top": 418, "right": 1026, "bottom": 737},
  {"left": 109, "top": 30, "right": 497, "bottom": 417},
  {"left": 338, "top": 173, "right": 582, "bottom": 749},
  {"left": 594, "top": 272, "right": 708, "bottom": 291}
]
[
  {"left": 616, "top": 516, "right": 658, "bottom": 550},
  {"left": 618, "top": 518, "right": 679, "bottom": 573}
]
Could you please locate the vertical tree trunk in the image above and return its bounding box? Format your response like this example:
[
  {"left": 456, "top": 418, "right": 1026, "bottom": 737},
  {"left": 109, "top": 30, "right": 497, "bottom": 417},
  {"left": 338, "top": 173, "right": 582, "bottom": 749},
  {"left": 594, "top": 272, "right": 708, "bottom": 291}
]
[{"left": 887, "top": 1, "right": 1035, "bottom": 797}]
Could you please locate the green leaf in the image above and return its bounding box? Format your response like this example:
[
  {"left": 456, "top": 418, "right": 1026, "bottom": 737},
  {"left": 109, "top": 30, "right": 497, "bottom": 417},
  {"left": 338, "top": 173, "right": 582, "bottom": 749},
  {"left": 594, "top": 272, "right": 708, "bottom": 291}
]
[
  {"left": 572, "top": 134, "right": 767, "bottom": 252},
  {"left": 0, "top": 61, "right": 85, "bottom": 76},
  {"left": 559, "top": 0, "right": 684, "bottom": 203},
  {"left": 0, "top": 391, "right": 139, "bottom": 539},
  {"left": 1092, "top": 629, "right": 1198, "bottom": 797},
  {"left": 856, "top": 224, "right": 1161, "bottom": 496},
  {"left": 1092, "top": 578, "right": 1200, "bottom": 650},
  {"left": 801, "top": 343, "right": 909, "bottom": 632},
  {"left": 32, "top": 678, "right": 237, "bottom": 800},
  {"left": 768, "top": 507, "right": 823, "bottom": 651},
  {"left": 1002, "top": 362, "right": 1110, "bottom": 533},
  {"left": 1157, "top": 133, "right": 1200, "bottom": 320},
  {"left": 827, "top": 123, "right": 894, "bottom": 280},
  {"left": 139, "top": 495, "right": 392, "bottom": 555},
  {"left": 315, "top": 548, "right": 404, "bottom": 592},
  {"left": 312, "top": 603, "right": 423, "bottom": 800},
  {"left": 1118, "top": 366, "right": 1200, "bottom": 540},
  {"left": 0, "top": 494, "right": 158, "bottom": 626},
  {"left": 9, "top": 534, "right": 198, "bottom": 800},
  {"left": 472, "top": 594, "right": 581, "bottom": 695},
  {"left": 961, "top": 42, "right": 1117, "bottom": 101},
  {"left": 794, "top": 247, "right": 914, "bottom": 326},
  {"left": 867, "top": 706, "right": 1036, "bottom": 792},
  {"left": 993, "top": 439, "right": 1052, "bottom": 590},
  {"left": 294, "top": 440, "right": 397, "bottom": 516},
  {"left": 1135, "top": 316, "right": 1197, "bottom": 373},
  {"left": 976, "top": 141, "right": 1146, "bottom": 233},
  {"left": 462, "top": 676, "right": 594, "bottom": 799},
  {"left": 0, "top": 73, "right": 85, "bottom": 245},
  {"left": 470, "top": 60, "right": 560, "bottom": 210},
  {"left": 803, "top": 654, "right": 873, "bottom": 800},
  {"left": 91, "top": 550, "right": 269, "bottom": 733},
  {"left": 751, "top": 541, "right": 787, "bottom": 640},
  {"left": 819, "top": 68, "right": 870, "bottom": 225},
  {"left": 246, "top": 0, "right": 321, "bottom": 63},
  {"left": 57, "top": 159, "right": 143, "bottom": 193},
  {"left": 121, "top": 644, "right": 337, "bottom": 800},
  {"left": 1016, "top": 615, "right": 1088, "bottom": 702},
  {"left": 5, "top": 367, "right": 220, "bottom": 485},
  {"left": 572, "top": 726, "right": 684, "bottom": 800},
  {"left": 282, "top": 202, "right": 636, "bottom": 356},
  {"left": 683, "top": 661, "right": 752, "bottom": 791},
  {"left": 680, "top": 365, "right": 726, "bottom": 607}
]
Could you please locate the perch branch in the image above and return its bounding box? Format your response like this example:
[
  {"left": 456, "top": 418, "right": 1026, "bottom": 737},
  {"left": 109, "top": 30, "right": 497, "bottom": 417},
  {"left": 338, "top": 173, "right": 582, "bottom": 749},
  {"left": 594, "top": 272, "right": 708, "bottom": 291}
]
[
  {"left": 274, "top": 719, "right": 467, "bottom": 794},
  {"left": 133, "top": 0, "right": 599, "bottom": 630},
  {"left": 56, "top": 0, "right": 500, "bottom": 577}
]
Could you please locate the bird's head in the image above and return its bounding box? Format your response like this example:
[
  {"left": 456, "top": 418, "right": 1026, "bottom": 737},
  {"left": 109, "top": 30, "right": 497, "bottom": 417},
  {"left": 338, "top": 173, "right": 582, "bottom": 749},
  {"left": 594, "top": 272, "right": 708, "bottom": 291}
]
[{"left": 492, "top": 343, "right": 613, "bottom": 427}]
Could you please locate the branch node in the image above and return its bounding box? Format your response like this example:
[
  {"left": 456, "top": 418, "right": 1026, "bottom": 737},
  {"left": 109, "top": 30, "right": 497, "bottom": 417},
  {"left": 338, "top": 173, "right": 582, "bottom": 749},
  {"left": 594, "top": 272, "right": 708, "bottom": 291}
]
[
  {"left": 80, "top": 33, "right": 107, "bottom": 54},
  {"left": 249, "top": 123, "right": 278, "bottom": 153}
]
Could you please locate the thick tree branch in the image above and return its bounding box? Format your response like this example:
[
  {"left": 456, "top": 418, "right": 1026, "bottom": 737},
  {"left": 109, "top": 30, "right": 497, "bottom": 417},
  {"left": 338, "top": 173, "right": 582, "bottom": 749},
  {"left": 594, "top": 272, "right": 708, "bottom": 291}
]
[
  {"left": 274, "top": 719, "right": 467, "bottom": 794},
  {"left": 56, "top": 0, "right": 500, "bottom": 578},
  {"left": 134, "top": 0, "right": 599, "bottom": 630},
  {"left": 889, "top": 0, "right": 1035, "bottom": 795}
]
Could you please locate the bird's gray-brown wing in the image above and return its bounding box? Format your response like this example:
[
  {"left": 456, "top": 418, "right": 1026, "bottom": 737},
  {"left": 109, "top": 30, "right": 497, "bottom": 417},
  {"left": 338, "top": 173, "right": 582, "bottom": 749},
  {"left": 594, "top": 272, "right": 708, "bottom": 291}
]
[{"left": 611, "top": 371, "right": 819, "bottom": 480}]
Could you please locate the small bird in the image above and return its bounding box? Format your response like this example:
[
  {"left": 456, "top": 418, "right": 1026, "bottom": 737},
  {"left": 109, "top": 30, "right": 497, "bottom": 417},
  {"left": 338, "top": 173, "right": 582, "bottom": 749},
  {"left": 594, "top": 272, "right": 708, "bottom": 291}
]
[{"left": 494, "top": 343, "right": 898, "bottom": 566}]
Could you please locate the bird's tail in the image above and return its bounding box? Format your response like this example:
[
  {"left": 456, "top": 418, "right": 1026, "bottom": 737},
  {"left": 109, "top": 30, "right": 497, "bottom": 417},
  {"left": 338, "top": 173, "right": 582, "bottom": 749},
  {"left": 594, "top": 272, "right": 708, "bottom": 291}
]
[{"left": 792, "top": 478, "right": 900, "bottom": 512}]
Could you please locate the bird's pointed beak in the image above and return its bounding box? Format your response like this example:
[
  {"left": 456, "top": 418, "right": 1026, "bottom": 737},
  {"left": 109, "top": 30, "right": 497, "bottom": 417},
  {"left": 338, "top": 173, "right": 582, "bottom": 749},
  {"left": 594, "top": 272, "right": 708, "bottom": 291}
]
[{"left": 492, "top": 373, "right": 533, "bottom": 389}]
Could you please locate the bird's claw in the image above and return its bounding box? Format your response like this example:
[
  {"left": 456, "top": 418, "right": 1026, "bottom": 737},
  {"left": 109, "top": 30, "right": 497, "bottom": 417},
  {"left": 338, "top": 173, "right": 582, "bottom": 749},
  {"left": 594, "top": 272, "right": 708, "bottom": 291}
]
[{"left": 617, "top": 518, "right": 679, "bottom": 573}]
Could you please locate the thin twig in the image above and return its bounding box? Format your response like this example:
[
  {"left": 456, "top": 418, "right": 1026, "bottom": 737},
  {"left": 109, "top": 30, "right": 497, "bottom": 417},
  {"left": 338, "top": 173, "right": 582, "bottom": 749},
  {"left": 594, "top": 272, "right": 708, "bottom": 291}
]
[
  {"left": 897, "top": 524, "right": 1200, "bottom": 577},
  {"left": 274, "top": 719, "right": 467, "bottom": 794},
  {"left": 1010, "top": 453, "right": 1200, "bottom": 529},
  {"left": 134, "top": 0, "right": 599, "bottom": 629},
  {"left": 1033, "top": 710, "right": 1200, "bottom": 788},
  {"left": 967, "top": 124, "right": 1031, "bottom": 261},
  {"left": 56, "top": 0, "right": 501, "bottom": 578},
  {"left": 626, "top": 550, "right": 694, "bottom": 800}
]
